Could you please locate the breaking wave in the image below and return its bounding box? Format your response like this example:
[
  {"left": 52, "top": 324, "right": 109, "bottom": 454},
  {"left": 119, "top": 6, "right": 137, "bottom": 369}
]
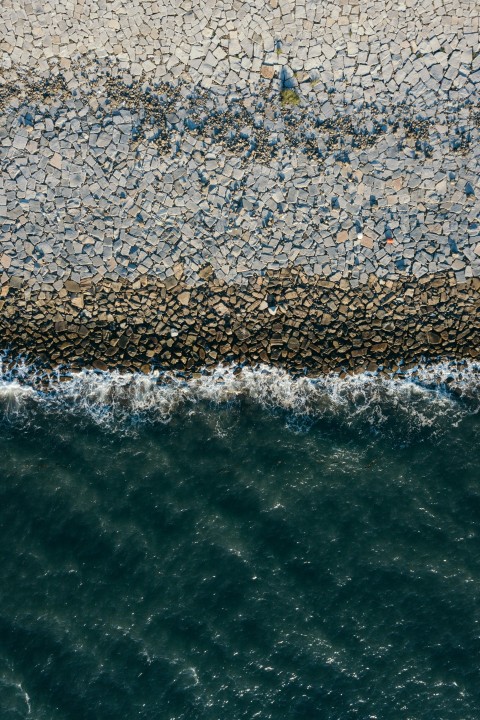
[{"left": 0, "top": 354, "right": 478, "bottom": 438}]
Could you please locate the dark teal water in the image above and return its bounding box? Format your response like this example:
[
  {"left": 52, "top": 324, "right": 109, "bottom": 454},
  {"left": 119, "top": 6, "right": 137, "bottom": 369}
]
[{"left": 0, "top": 362, "right": 479, "bottom": 719}]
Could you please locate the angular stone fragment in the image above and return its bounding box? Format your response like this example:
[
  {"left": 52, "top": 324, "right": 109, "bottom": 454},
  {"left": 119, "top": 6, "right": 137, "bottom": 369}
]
[
  {"left": 178, "top": 291, "right": 191, "bottom": 306},
  {"left": 71, "top": 295, "right": 84, "bottom": 309},
  {"left": 260, "top": 65, "right": 275, "bottom": 79},
  {"left": 198, "top": 265, "right": 214, "bottom": 280},
  {"left": 360, "top": 235, "right": 374, "bottom": 249},
  {"left": 49, "top": 153, "right": 62, "bottom": 170},
  {"left": 164, "top": 277, "right": 178, "bottom": 291},
  {"left": 93, "top": 359, "right": 108, "bottom": 371},
  {"left": 427, "top": 331, "right": 441, "bottom": 345}
]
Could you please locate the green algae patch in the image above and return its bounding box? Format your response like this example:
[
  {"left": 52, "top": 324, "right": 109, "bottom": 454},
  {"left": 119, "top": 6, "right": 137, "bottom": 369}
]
[{"left": 280, "top": 89, "right": 300, "bottom": 106}]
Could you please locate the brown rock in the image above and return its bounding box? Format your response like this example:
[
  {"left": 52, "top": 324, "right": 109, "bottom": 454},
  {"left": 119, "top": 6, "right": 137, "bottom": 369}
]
[
  {"left": 173, "top": 263, "right": 184, "bottom": 280},
  {"left": 164, "top": 276, "right": 178, "bottom": 290},
  {"left": 92, "top": 359, "right": 108, "bottom": 371},
  {"left": 49, "top": 153, "right": 62, "bottom": 170},
  {"left": 360, "top": 235, "right": 374, "bottom": 249},
  {"left": 236, "top": 327, "right": 250, "bottom": 341},
  {"left": 71, "top": 295, "right": 84, "bottom": 309},
  {"left": 178, "top": 291, "right": 191, "bottom": 307},
  {"left": 427, "top": 331, "right": 441, "bottom": 344},
  {"left": 260, "top": 65, "right": 275, "bottom": 79},
  {"left": 215, "top": 302, "right": 229, "bottom": 315},
  {"left": 198, "top": 264, "right": 214, "bottom": 280}
]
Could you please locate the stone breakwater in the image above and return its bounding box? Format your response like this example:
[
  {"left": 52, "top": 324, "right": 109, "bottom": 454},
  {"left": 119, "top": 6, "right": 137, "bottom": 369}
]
[
  {"left": 1, "top": 71, "right": 480, "bottom": 287},
  {"left": 1, "top": 269, "right": 478, "bottom": 375},
  {"left": 0, "top": 0, "right": 479, "bottom": 371}
]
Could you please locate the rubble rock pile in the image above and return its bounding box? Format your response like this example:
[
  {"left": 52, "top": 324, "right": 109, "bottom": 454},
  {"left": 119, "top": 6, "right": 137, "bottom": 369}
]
[{"left": 0, "top": 0, "right": 478, "bottom": 371}]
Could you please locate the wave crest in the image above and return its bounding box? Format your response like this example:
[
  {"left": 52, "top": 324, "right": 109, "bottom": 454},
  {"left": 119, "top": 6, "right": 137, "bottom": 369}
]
[{"left": 0, "top": 356, "right": 478, "bottom": 435}]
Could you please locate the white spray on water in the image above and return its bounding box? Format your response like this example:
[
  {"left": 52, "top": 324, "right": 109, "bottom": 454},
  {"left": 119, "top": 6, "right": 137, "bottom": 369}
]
[{"left": 0, "top": 354, "right": 478, "bottom": 432}]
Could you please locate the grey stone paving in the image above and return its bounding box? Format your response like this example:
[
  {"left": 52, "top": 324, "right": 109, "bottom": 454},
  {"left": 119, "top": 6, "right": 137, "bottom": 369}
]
[{"left": 0, "top": 0, "right": 480, "bottom": 290}]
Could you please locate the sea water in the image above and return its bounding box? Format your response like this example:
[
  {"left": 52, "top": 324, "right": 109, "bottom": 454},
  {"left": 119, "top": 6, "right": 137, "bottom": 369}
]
[{"left": 0, "top": 358, "right": 479, "bottom": 719}]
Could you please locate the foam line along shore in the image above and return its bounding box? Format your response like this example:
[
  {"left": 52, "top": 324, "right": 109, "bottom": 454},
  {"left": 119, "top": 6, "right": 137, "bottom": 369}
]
[{"left": 0, "top": 356, "right": 479, "bottom": 431}]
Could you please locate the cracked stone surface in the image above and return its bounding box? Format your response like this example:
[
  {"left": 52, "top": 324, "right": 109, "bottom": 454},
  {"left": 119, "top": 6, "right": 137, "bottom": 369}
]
[{"left": 0, "top": 0, "right": 479, "bottom": 293}]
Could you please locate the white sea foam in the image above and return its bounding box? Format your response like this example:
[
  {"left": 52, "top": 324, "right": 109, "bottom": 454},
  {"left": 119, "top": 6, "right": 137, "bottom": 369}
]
[
  {"left": 0, "top": 675, "right": 32, "bottom": 716},
  {"left": 0, "top": 354, "right": 478, "bottom": 432}
]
